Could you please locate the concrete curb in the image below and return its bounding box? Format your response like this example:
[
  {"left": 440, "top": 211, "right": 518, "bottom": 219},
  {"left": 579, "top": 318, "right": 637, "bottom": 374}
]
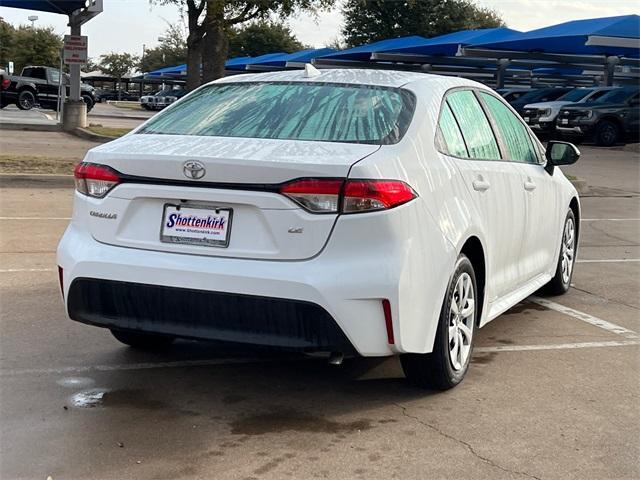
[
  {"left": 0, "top": 122, "right": 62, "bottom": 132},
  {"left": 72, "top": 127, "right": 115, "bottom": 143},
  {"left": 89, "top": 112, "right": 150, "bottom": 121},
  {"left": 0, "top": 173, "right": 74, "bottom": 188}
]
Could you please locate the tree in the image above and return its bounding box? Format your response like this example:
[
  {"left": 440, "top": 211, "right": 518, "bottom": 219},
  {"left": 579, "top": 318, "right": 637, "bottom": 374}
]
[
  {"left": 201, "top": 0, "right": 333, "bottom": 83},
  {"left": 341, "top": 0, "right": 504, "bottom": 47},
  {"left": 153, "top": 0, "right": 206, "bottom": 91},
  {"left": 0, "top": 20, "right": 63, "bottom": 73},
  {"left": 99, "top": 52, "right": 139, "bottom": 100},
  {"left": 140, "top": 23, "right": 188, "bottom": 73},
  {"left": 228, "top": 21, "right": 305, "bottom": 58}
]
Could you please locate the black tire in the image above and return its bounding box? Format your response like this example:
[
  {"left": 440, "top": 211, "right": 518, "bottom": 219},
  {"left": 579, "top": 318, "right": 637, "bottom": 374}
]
[
  {"left": 401, "top": 254, "right": 477, "bottom": 390},
  {"left": 17, "top": 89, "right": 36, "bottom": 110},
  {"left": 542, "top": 209, "right": 577, "bottom": 295},
  {"left": 111, "top": 329, "right": 175, "bottom": 350},
  {"left": 82, "top": 95, "right": 94, "bottom": 112},
  {"left": 595, "top": 120, "right": 620, "bottom": 147}
]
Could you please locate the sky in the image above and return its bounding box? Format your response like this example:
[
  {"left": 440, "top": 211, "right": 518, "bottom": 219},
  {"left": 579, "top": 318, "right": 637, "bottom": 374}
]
[{"left": 0, "top": 0, "right": 638, "bottom": 60}]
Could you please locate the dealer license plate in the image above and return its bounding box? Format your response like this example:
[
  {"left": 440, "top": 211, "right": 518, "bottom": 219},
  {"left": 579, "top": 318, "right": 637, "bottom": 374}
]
[
  {"left": 524, "top": 117, "right": 530, "bottom": 122},
  {"left": 561, "top": 118, "right": 569, "bottom": 125},
  {"left": 160, "top": 204, "right": 232, "bottom": 247}
]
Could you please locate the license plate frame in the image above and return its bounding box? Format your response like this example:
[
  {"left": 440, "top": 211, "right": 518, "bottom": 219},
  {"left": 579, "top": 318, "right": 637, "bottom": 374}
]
[{"left": 160, "top": 203, "right": 233, "bottom": 248}]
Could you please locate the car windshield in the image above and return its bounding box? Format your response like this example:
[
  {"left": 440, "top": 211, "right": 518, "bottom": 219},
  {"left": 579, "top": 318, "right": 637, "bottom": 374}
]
[
  {"left": 594, "top": 88, "right": 638, "bottom": 104},
  {"left": 558, "top": 89, "right": 594, "bottom": 102},
  {"left": 137, "top": 81, "right": 416, "bottom": 145}
]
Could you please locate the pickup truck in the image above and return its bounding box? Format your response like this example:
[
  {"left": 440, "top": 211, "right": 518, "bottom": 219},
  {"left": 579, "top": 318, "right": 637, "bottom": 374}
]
[{"left": 0, "top": 65, "right": 96, "bottom": 112}]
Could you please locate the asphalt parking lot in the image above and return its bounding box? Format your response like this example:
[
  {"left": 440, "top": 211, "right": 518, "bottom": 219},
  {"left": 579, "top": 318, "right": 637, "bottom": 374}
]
[{"left": 0, "top": 146, "right": 638, "bottom": 480}]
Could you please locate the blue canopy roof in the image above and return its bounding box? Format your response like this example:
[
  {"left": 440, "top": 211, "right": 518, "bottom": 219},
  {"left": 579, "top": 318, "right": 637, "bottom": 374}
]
[
  {"left": 319, "top": 36, "right": 428, "bottom": 61},
  {"left": 249, "top": 48, "right": 337, "bottom": 67},
  {"left": 148, "top": 64, "right": 187, "bottom": 76},
  {"left": 472, "top": 15, "right": 640, "bottom": 57},
  {"left": 225, "top": 53, "right": 287, "bottom": 71},
  {"left": 374, "top": 28, "right": 521, "bottom": 56},
  {"left": 0, "top": 0, "right": 87, "bottom": 15}
]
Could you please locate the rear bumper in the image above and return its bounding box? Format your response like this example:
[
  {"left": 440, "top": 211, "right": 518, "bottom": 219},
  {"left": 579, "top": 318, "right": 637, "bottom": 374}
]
[{"left": 68, "top": 278, "right": 355, "bottom": 352}]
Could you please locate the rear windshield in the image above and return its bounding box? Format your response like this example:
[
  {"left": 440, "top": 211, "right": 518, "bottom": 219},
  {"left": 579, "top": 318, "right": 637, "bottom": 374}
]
[{"left": 137, "top": 82, "right": 416, "bottom": 145}]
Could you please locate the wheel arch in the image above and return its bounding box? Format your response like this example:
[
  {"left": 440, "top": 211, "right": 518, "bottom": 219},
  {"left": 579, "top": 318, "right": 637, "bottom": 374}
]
[
  {"left": 459, "top": 236, "right": 486, "bottom": 326},
  {"left": 569, "top": 196, "right": 580, "bottom": 248}
]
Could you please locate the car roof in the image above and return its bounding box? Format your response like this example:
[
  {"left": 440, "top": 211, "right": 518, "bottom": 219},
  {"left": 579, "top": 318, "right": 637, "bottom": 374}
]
[{"left": 210, "top": 68, "right": 483, "bottom": 90}]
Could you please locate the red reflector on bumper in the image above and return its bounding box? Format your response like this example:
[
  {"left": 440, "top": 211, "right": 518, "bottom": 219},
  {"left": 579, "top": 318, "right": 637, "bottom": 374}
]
[{"left": 382, "top": 299, "right": 394, "bottom": 344}]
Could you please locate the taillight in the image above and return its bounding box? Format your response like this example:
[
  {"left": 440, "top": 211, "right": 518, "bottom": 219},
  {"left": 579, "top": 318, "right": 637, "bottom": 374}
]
[
  {"left": 1, "top": 78, "right": 10, "bottom": 90},
  {"left": 280, "top": 178, "right": 343, "bottom": 213},
  {"left": 279, "top": 178, "right": 417, "bottom": 214},
  {"left": 74, "top": 162, "right": 121, "bottom": 198}
]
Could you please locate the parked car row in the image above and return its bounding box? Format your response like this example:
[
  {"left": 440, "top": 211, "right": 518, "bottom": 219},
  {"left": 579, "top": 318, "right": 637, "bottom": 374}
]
[
  {"left": 0, "top": 65, "right": 96, "bottom": 112},
  {"left": 140, "top": 88, "right": 188, "bottom": 110},
  {"left": 498, "top": 86, "right": 640, "bottom": 146},
  {"left": 95, "top": 89, "right": 139, "bottom": 102}
]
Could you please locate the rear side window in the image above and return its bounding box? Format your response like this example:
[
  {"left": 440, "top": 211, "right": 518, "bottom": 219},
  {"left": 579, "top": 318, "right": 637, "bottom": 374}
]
[
  {"left": 137, "top": 82, "right": 416, "bottom": 145},
  {"left": 437, "top": 103, "right": 468, "bottom": 158},
  {"left": 446, "top": 90, "right": 501, "bottom": 160},
  {"left": 479, "top": 92, "right": 538, "bottom": 164}
]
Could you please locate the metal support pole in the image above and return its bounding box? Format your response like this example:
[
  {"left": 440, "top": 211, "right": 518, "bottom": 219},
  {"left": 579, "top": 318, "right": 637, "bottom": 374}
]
[
  {"left": 69, "top": 21, "right": 82, "bottom": 101},
  {"left": 604, "top": 56, "right": 619, "bottom": 86},
  {"left": 495, "top": 59, "right": 509, "bottom": 89}
]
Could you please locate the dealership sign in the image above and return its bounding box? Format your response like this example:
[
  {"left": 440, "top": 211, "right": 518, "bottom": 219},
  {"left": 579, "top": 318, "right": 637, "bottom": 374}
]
[{"left": 63, "top": 35, "right": 88, "bottom": 65}]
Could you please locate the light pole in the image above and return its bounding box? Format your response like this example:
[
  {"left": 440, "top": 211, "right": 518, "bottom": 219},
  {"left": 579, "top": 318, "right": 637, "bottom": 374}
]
[
  {"left": 140, "top": 43, "right": 146, "bottom": 97},
  {"left": 28, "top": 15, "right": 38, "bottom": 28}
]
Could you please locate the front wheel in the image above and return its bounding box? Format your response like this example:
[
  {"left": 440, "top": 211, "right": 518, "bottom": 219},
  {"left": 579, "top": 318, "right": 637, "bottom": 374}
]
[
  {"left": 111, "top": 329, "right": 175, "bottom": 350},
  {"left": 401, "top": 254, "right": 477, "bottom": 390},
  {"left": 542, "top": 209, "right": 576, "bottom": 295},
  {"left": 82, "top": 95, "right": 94, "bottom": 112},
  {"left": 17, "top": 90, "right": 36, "bottom": 110},
  {"left": 595, "top": 120, "right": 620, "bottom": 147}
]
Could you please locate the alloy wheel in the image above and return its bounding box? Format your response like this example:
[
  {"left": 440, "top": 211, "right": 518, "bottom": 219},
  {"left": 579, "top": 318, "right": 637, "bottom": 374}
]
[
  {"left": 561, "top": 217, "right": 575, "bottom": 285},
  {"left": 448, "top": 272, "right": 475, "bottom": 371}
]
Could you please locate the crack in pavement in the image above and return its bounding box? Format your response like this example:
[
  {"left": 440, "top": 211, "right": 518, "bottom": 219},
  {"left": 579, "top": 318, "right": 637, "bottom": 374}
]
[{"left": 393, "top": 402, "right": 542, "bottom": 480}]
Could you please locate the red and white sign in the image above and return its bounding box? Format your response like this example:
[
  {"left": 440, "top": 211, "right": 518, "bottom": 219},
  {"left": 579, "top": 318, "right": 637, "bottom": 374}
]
[{"left": 63, "top": 35, "right": 88, "bottom": 65}]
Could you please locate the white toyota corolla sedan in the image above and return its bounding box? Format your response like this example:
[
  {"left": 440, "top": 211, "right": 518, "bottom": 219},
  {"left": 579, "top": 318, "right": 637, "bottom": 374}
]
[{"left": 57, "top": 68, "right": 580, "bottom": 389}]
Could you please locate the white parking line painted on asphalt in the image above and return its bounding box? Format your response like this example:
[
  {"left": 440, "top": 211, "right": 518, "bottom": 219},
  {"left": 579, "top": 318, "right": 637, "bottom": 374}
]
[
  {"left": 530, "top": 296, "right": 640, "bottom": 340},
  {"left": 475, "top": 340, "right": 639, "bottom": 353},
  {"left": 576, "top": 259, "right": 640, "bottom": 263},
  {"left": 582, "top": 218, "right": 640, "bottom": 221},
  {"left": 2, "top": 340, "right": 640, "bottom": 377},
  {"left": 0, "top": 217, "right": 71, "bottom": 220},
  {"left": 0, "top": 269, "right": 55, "bottom": 273}
]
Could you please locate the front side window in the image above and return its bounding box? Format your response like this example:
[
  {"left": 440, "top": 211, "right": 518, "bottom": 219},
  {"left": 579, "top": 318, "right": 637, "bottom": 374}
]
[
  {"left": 446, "top": 90, "right": 501, "bottom": 160},
  {"left": 479, "top": 92, "right": 539, "bottom": 164},
  {"left": 137, "top": 82, "right": 416, "bottom": 145}
]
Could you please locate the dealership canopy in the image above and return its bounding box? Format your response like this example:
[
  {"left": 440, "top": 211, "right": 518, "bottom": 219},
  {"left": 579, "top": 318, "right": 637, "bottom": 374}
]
[{"left": 0, "top": 0, "right": 88, "bottom": 14}]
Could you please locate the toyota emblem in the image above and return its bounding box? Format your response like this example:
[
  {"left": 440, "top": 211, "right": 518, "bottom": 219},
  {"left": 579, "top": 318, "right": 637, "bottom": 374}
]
[{"left": 183, "top": 160, "right": 206, "bottom": 180}]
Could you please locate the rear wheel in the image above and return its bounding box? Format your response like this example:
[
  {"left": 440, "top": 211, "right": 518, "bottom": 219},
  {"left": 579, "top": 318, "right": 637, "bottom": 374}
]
[
  {"left": 110, "top": 329, "right": 175, "bottom": 350},
  {"left": 595, "top": 120, "right": 620, "bottom": 146},
  {"left": 542, "top": 209, "right": 576, "bottom": 295},
  {"left": 17, "top": 90, "right": 36, "bottom": 110},
  {"left": 401, "top": 255, "right": 477, "bottom": 390}
]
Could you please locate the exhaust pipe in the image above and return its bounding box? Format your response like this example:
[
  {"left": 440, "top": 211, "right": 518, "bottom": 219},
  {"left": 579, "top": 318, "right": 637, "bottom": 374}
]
[{"left": 328, "top": 351, "right": 344, "bottom": 365}]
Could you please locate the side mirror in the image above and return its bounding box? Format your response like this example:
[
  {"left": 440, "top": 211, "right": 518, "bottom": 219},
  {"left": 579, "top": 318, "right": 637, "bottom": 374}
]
[{"left": 545, "top": 141, "right": 580, "bottom": 174}]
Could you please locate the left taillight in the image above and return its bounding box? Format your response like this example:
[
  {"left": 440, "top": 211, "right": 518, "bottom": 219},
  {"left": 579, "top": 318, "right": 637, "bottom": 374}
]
[
  {"left": 279, "top": 178, "right": 417, "bottom": 214},
  {"left": 74, "top": 162, "right": 121, "bottom": 198},
  {"left": 1, "top": 78, "right": 10, "bottom": 90}
]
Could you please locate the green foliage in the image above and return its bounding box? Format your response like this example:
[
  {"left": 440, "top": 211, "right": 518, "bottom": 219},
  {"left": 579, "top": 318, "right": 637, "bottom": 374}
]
[
  {"left": 140, "top": 24, "right": 188, "bottom": 72},
  {"left": 98, "top": 52, "right": 140, "bottom": 79},
  {"left": 228, "top": 21, "right": 305, "bottom": 58},
  {"left": 342, "top": 0, "right": 504, "bottom": 47},
  {"left": 0, "top": 19, "right": 63, "bottom": 72}
]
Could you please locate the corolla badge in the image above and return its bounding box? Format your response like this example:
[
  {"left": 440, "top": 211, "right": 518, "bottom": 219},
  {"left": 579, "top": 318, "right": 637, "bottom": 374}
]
[{"left": 183, "top": 160, "right": 206, "bottom": 180}]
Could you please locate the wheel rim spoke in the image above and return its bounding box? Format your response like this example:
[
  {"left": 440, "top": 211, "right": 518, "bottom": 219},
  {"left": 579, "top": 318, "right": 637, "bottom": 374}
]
[{"left": 448, "top": 272, "right": 475, "bottom": 371}]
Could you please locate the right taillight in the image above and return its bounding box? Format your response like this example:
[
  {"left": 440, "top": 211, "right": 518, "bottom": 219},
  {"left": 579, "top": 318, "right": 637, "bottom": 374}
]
[
  {"left": 279, "top": 178, "right": 417, "bottom": 214},
  {"left": 1, "top": 78, "right": 10, "bottom": 90},
  {"left": 74, "top": 162, "right": 121, "bottom": 198}
]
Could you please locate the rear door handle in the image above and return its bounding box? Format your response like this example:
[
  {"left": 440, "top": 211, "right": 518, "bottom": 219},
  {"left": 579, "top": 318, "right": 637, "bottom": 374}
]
[
  {"left": 524, "top": 179, "right": 537, "bottom": 191},
  {"left": 472, "top": 179, "right": 491, "bottom": 192}
]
